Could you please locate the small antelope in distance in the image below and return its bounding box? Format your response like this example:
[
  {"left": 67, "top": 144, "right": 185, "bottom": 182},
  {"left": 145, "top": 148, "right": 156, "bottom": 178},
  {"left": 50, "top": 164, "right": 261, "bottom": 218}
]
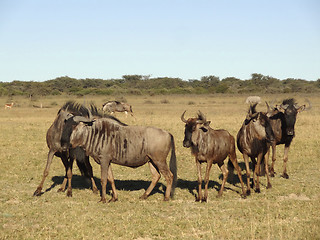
[
  {"left": 4, "top": 102, "right": 14, "bottom": 110},
  {"left": 102, "top": 101, "right": 135, "bottom": 118}
]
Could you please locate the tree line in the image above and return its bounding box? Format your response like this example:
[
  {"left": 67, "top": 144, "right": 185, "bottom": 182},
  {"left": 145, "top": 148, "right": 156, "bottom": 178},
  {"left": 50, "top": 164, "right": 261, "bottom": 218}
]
[{"left": 0, "top": 73, "right": 319, "bottom": 97}]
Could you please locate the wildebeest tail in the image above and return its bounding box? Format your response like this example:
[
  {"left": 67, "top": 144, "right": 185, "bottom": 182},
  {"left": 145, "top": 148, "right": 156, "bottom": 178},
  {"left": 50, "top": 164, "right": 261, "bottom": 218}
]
[
  {"left": 227, "top": 159, "right": 234, "bottom": 170},
  {"left": 169, "top": 134, "right": 177, "bottom": 198},
  {"left": 70, "top": 147, "right": 94, "bottom": 179}
]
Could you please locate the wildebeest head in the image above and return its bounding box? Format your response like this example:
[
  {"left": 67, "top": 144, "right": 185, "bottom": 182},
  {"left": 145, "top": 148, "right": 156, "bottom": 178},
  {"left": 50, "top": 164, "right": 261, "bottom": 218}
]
[
  {"left": 61, "top": 103, "right": 99, "bottom": 149},
  {"left": 267, "top": 98, "right": 308, "bottom": 136},
  {"left": 181, "top": 111, "right": 211, "bottom": 148},
  {"left": 245, "top": 103, "right": 275, "bottom": 143}
]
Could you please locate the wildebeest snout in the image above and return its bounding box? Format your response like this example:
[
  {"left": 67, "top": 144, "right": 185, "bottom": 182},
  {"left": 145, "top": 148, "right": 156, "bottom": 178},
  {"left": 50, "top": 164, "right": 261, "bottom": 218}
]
[
  {"left": 286, "top": 128, "right": 294, "bottom": 136},
  {"left": 183, "top": 139, "right": 191, "bottom": 148}
]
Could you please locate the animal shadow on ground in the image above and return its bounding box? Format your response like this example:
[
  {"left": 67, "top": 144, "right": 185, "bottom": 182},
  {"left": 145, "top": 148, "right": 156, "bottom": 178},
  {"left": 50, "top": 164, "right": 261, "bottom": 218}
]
[
  {"left": 177, "top": 178, "right": 221, "bottom": 200},
  {"left": 49, "top": 175, "right": 165, "bottom": 197},
  {"left": 47, "top": 170, "right": 250, "bottom": 199},
  {"left": 220, "top": 161, "right": 271, "bottom": 189}
]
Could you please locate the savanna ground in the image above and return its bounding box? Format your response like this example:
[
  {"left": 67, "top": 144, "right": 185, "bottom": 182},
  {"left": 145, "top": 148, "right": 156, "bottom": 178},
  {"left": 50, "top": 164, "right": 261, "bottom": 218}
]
[{"left": 0, "top": 94, "right": 319, "bottom": 240}]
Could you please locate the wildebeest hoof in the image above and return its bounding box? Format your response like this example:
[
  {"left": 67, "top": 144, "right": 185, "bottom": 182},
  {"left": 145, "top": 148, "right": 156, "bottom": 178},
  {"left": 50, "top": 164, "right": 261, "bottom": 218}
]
[
  {"left": 246, "top": 190, "right": 251, "bottom": 196},
  {"left": 281, "top": 173, "right": 289, "bottom": 179},
  {"left": 201, "top": 197, "right": 208, "bottom": 202},
  {"left": 266, "top": 183, "right": 272, "bottom": 189},
  {"left": 57, "top": 188, "right": 65, "bottom": 193},
  {"left": 216, "top": 194, "right": 223, "bottom": 199},
  {"left": 108, "top": 198, "right": 118, "bottom": 203},
  {"left": 255, "top": 188, "right": 261, "bottom": 193},
  {"left": 164, "top": 197, "right": 170, "bottom": 201},
  {"left": 66, "top": 190, "right": 72, "bottom": 197},
  {"left": 240, "top": 193, "right": 247, "bottom": 199},
  {"left": 92, "top": 188, "right": 99, "bottom": 194},
  {"left": 270, "top": 173, "right": 275, "bottom": 177},
  {"left": 33, "top": 188, "right": 42, "bottom": 196},
  {"left": 99, "top": 198, "right": 107, "bottom": 203},
  {"left": 139, "top": 194, "right": 148, "bottom": 200}
]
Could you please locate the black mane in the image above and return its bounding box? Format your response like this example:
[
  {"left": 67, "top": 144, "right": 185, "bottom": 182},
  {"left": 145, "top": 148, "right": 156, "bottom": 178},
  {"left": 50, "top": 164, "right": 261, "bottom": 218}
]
[
  {"left": 282, "top": 98, "right": 295, "bottom": 106},
  {"left": 59, "top": 101, "right": 90, "bottom": 117}
]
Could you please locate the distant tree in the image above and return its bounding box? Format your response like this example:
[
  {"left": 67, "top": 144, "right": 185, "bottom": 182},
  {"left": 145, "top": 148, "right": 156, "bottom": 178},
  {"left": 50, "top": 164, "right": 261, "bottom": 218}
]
[{"left": 200, "top": 75, "right": 220, "bottom": 87}]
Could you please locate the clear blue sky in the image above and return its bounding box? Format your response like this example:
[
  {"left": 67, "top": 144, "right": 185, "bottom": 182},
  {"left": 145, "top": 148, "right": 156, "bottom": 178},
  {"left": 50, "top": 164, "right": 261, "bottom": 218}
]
[{"left": 1, "top": 0, "right": 319, "bottom": 82}]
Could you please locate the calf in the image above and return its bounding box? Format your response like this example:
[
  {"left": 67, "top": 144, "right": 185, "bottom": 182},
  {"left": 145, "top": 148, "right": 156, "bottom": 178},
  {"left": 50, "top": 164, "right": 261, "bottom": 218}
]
[{"left": 181, "top": 111, "right": 246, "bottom": 202}]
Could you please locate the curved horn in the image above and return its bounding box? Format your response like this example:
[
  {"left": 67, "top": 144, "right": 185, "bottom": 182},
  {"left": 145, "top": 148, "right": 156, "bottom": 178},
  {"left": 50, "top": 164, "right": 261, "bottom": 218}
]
[
  {"left": 269, "top": 99, "right": 276, "bottom": 109},
  {"left": 181, "top": 110, "right": 187, "bottom": 123},
  {"left": 280, "top": 103, "right": 289, "bottom": 110},
  {"left": 302, "top": 99, "right": 312, "bottom": 111},
  {"left": 197, "top": 110, "right": 206, "bottom": 123},
  {"left": 306, "top": 99, "right": 312, "bottom": 110}
]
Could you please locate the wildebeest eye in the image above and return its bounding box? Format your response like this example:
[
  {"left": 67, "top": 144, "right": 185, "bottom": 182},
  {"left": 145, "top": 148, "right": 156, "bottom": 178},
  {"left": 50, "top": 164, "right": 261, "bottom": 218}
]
[{"left": 200, "top": 127, "right": 208, "bottom": 132}]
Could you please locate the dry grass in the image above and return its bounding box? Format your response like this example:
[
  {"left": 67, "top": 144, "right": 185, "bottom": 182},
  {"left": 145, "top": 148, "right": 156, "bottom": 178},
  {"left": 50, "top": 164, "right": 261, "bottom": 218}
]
[{"left": 1, "top": 94, "right": 319, "bottom": 239}]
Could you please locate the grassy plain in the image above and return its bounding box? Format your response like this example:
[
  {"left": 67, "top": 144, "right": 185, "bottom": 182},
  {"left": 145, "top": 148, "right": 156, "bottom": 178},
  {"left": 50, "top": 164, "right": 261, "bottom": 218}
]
[{"left": 0, "top": 94, "right": 319, "bottom": 239}]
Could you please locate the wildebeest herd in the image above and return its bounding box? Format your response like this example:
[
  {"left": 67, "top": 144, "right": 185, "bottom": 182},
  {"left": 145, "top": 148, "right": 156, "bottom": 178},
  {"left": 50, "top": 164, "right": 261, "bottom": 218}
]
[{"left": 33, "top": 97, "right": 309, "bottom": 202}]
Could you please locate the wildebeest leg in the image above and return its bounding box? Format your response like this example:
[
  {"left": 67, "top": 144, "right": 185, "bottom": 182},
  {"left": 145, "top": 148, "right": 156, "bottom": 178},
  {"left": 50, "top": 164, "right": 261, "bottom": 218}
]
[
  {"left": 229, "top": 155, "right": 246, "bottom": 198},
  {"left": 152, "top": 158, "right": 173, "bottom": 201},
  {"left": 140, "top": 162, "right": 161, "bottom": 200},
  {"left": 243, "top": 154, "right": 251, "bottom": 196},
  {"left": 107, "top": 166, "right": 118, "bottom": 202},
  {"left": 83, "top": 156, "right": 99, "bottom": 194},
  {"left": 33, "top": 150, "right": 55, "bottom": 196},
  {"left": 254, "top": 153, "right": 263, "bottom": 193},
  {"left": 264, "top": 155, "right": 272, "bottom": 189},
  {"left": 217, "top": 163, "right": 228, "bottom": 198},
  {"left": 99, "top": 159, "right": 111, "bottom": 203},
  {"left": 195, "top": 160, "right": 203, "bottom": 202},
  {"left": 57, "top": 154, "right": 73, "bottom": 197},
  {"left": 282, "top": 145, "right": 290, "bottom": 179},
  {"left": 203, "top": 161, "right": 213, "bottom": 201},
  {"left": 270, "top": 144, "right": 276, "bottom": 177}
]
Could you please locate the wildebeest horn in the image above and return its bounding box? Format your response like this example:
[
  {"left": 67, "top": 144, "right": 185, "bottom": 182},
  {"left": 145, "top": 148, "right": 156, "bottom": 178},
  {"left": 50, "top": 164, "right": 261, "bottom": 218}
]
[
  {"left": 249, "top": 112, "right": 259, "bottom": 119},
  {"left": 265, "top": 101, "right": 271, "bottom": 111},
  {"left": 298, "top": 99, "right": 312, "bottom": 111},
  {"left": 181, "top": 111, "right": 187, "bottom": 123},
  {"left": 280, "top": 103, "right": 289, "bottom": 110},
  {"left": 197, "top": 110, "right": 206, "bottom": 123},
  {"left": 267, "top": 99, "right": 276, "bottom": 109}
]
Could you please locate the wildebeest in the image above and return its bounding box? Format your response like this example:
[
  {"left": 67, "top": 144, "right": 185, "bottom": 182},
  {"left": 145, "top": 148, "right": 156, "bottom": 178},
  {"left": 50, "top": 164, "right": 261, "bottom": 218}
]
[
  {"left": 246, "top": 96, "right": 261, "bottom": 105},
  {"left": 102, "top": 101, "right": 134, "bottom": 118},
  {"left": 181, "top": 111, "right": 246, "bottom": 201},
  {"left": 265, "top": 98, "right": 309, "bottom": 178},
  {"left": 63, "top": 113, "right": 177, "bottom": 203},
  {"left": 237, "top": 102, "right": 275, "bottom": 195},
  {"left": 33, "top": 101, "right": 100, "bottom": 197}
]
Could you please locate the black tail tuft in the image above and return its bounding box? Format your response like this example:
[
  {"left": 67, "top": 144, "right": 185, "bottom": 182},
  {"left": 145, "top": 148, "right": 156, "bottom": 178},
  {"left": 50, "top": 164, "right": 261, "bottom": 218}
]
[{"left": 169, "top": 134, "right": 177, "bottom": 198}]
